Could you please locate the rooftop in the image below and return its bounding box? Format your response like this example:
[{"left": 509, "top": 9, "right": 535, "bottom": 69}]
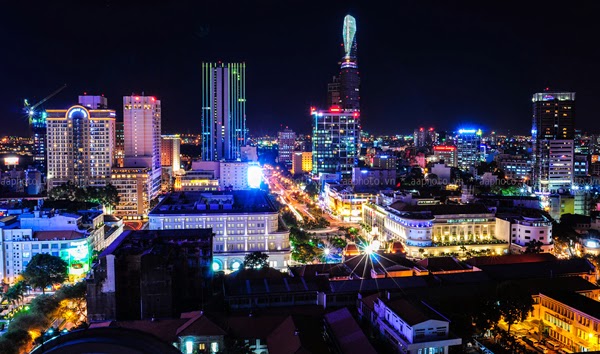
[
  {"left": 384, "top": 297, "right": 448, "bottom": 326},
  {"left": 149, "top": 190, "right": 277, "bottom": 215},
  {"left": 417, "top": 257, "right": 473, "bottom": 273},
  {"left": 34, "top": 230, "right": 86, "bottom": 241},
  {"left": 389, "top": 202, "right": 492, "bottom": 216},
  {"left": 541, "top": 291, "right": 600, "bottom": 321},
  {"left": 100, "top": 229, "right": 213, "bottom": 258},
  {"left": 324, "top": 307, "right": 377, "bottom": 354}
]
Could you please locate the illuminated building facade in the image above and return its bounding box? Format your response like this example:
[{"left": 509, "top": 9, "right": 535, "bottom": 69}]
[
  {"left": 46, "top": 97, "right": 116, "bottom": 190},
  {"left": 291, "top": 152, "right": 312, "bottom": 175},
  {"left": 277, "top": 128, "right": 296, "bottom": 168},
  {"left": 339, "top": 15, "right": 360, "bottom": 111},
  {"left": 495, "top": 154, "right": 532, "bottom": 181},
  {"left": 0, "top": 209, "right": 107, "bottom": 284},
  {"left": 532, "top": 91, "right": 576, "bottom": 192},
  {"left": 201, "top": 62, "right": 246, "bottom": 161},
  {"left": 414, "top": 128, "right": 436, "bottom": 148},
  {"left": 161, "top": 135, "right": 181, "bottom": 173},
  {"left": 323, "top": 182, "right": 377, "bottom": 222},
  {"left": 455, "top": 129, "right": 482, "bottom": 170},
  {"left": 111, "top": 167, "right": 153, "bottom": 219},
  {"left": 148, "top": 190, "right": 290, "bottom": 271},
  {"left": 30, "top": 112, "right": 47, "bottom": 173},
  {"left": 311, "top": 107, "right": 360, "bottom": 178},
  {"left": 123, "top": 95, "right": 162, "bottom": 201},
  {"left": 362, "top": 202, "right": 508, "bottom": 257},
  {"left": 432, "top": 146, "right": 458, "bottom": 168}
]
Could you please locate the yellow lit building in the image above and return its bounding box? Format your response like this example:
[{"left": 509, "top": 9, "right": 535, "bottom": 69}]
[
  {"left": 291, "top": 152, "right": 312, "bottom": 175},
  {"left": 535, "top": 291, "right": 600, "bottom": 352}
]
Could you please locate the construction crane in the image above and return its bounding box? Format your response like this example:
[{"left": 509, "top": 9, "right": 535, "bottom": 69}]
[{"left": 23, "top": 84, "right": 67, "bottom": 125}]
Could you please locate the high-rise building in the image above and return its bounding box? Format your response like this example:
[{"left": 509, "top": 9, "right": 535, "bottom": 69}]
[
  {"left": 456, "top": 129, "right": 482, "bottom": 170},
  {"left": 122, "top": 95, "right": 162, "bottom": 201},
  {"left": 414, "top": 127, "right": 436, "bottom": 147},
  {"left": 277, "top": 128, "right": 296, "bottom": 168},
  {"left": 115, "top": 121, "right": 124, "bottom": 167},
  {"left": 46, "top": 96, "right": 116, "bottom": 189},
  {"left": 432, "top": 146, "right": 458, "bottom": 168},
  {"left": 161, "top": 135, "right": 181, "bottom": 173},
  {"left": 312, "top": 107, "right": 359, "bottom": 178},
  {"left": 31, "top": 112, "right": 47, "bottom": 173},
  {"left": 201, "top": 62, "right": 246, "bottom": 161},
  {"left": 327, "top": 76, "right": 341, "bottom": 107},
  {"left": 532, "top": 91, "right": 576, "bottom": 192},
  {"left": 339, "top": 15, "right": 360, "bottom": 111},
  {"left": 291, "top": 152, "right": 313, "bottom": 175}
]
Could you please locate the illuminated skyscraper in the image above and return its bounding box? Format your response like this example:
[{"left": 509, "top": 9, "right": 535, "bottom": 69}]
[
  {"left": 532, "top": 91, "right": 576, "bottom": 192},
  {"left": 456, "top": 129, "right": 482, "bottom": 170},
  {"left": 123, "top": 95, "right": 162, "bottom": 201},
  {"left": 46, "top": 96, "right": 116, "bottom": 189},
  {"left": 312, "top": 107, "right": 359, "bottom": 178},
  {"left": 201, "top": 62, "right": 246, "bottom": 161},
  {"left": 339, "top": 15, "right": 360, "bottom": 111},
  {"left": 277, "top": 128, "right": 296, "bottom": 168}
]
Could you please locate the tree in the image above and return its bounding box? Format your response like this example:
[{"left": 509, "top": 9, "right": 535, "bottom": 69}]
[
  {"left": 22, "top": 254, "right": 68, "bottom": 294},
  {"left": 473, "top": 298, "right": 501, "bottom": 334},
  {"left": 2, "top": 281, "right": 27, "bottom": 306},
  {"left": 291, "top": 243, "right": 317, "bottom": 264},
  {"left": 496, "top": 282, "right": 534, "bottom": 335},
  {"left": 524, "top": 240, "right": 543, "bottom": 254},
  {"left": 243, "top": 252, "right": 269, "bottom": 269}
]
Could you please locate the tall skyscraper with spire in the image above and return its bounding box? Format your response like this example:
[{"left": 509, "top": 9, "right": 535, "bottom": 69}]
[
  {"left": 313, "top": 15, "right": 361, "bottom": 179},
  {"left": 339, "top": 15, "right": 360, "bottom": 111}
]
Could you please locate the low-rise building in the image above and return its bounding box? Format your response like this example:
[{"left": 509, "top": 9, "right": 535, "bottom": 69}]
[
  {"left": 363, "top": 202, "right": 509, "bottom": 257},
  {"left": 537, "top": 291, "right": 600, "bottom": 352},
  {"left": 322, "top": 183, "right": 377, "bottom": 222},
  {"left": 0, "top": 208, "right": 105, "bottom": 284},
  {"left": 148, "top": 190, "right": 290, "bottom": 271},
  {"left": 367, "top": 293, "right": 462, "bottom": 354},
  {"left": 496, "top": 212, "right": 554, "bottom": 253}
]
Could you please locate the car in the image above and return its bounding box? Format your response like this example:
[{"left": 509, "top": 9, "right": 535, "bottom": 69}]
[
  {"left": 546, "top": 340, "right": 560, "bottom": 350},
  {"left": 523, "top": 337, "right": 539, "bottom": 346},
  {"left": 534, "top": 343, "right": 549, "bottom": 353}
]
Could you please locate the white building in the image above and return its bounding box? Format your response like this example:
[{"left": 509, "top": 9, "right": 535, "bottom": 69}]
[
  {"left": 547, "top": 140, "right": 574, "bottom": 192},
  {"left": 363, "top": 202, "right": 509, "bottom": 257},
  {"left": 0, "top": 209, "right": 112, "bottom": 284},
  {"left": 496, "top": 214, "right": 553, "bottom": 253},
  {"left": 367, "top": 294, "right": 461, "bottom": 354},
  {"left": 46, "top": 99, "right": 116, "bottom": 190},
  {"left": 220, "top": 162, "right": 250, "bottom": 190},
  {"left": 123, "top": 95, "right": 162, "bottom": 201},
  {"left": 148, "top": 191, "right": 290, "bottom": 271}
]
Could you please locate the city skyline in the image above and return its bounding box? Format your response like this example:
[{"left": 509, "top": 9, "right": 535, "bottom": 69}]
[{"left": 2, "top": 1, "right": 600, "bottom": 137}]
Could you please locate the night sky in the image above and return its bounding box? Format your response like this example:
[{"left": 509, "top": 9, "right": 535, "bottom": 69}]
[{"left": 2, "top": 0, "right": 600, "bottom": 136}]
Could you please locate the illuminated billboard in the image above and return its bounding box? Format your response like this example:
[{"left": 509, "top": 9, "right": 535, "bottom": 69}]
[{"left": 247, "top": 165, "right": 262, "bottom": 189}]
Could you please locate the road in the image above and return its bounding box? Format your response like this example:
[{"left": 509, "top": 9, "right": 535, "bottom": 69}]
[{"left": 263, "top": 165, "right": 359, "bottom": 231}]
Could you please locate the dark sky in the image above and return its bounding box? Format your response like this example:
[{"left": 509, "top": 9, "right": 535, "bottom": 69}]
[{"left": 2, "top": 0, "right": 600, "bottom": 136}]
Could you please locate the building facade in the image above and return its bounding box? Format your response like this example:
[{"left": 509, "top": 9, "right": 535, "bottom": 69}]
[
  {"left": 46, "top": 99, "right": 116, "bottom": 190},
  {"left": 311, "top": 108, "right": 360, "bottom": 179},
  {"left": 123, "top": 95, "right": 162, "bottom": 201},
  {"left": 432, "top": 146, "right": 457, "bottom": 168},
  {"left": 110, "top": 167, "right": 153, "bottom": 219},
  {"left": 201, "top": 62, "right": 246, "bottom": 161},
  {"left": 455, "top": 129, "right": 482, "bottom": 170},
  {"left": 161, "top": 135, "right": 181, "bottom": 173},
  {"left": 277, "top": 129, "right": 296, "bottom": 168},
  {"left": 532, "top": 91, "right": 575, "bottom": 192},
  {"left": 148, "top": 191, "right": 290, "bottom": 271}
]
